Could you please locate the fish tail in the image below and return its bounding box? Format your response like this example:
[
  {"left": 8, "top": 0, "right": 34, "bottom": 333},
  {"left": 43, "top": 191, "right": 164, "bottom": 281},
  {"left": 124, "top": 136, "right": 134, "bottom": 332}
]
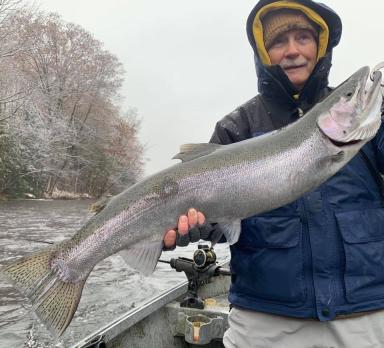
[{"left": 2, "top": 248, "right": 86, "bottom": 337}]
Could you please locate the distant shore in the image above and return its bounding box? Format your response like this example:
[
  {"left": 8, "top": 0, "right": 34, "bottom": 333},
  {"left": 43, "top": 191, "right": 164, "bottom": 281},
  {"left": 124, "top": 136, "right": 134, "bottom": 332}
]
[{"left": 0, "top": 190, "right": 96, "bottom": 201}]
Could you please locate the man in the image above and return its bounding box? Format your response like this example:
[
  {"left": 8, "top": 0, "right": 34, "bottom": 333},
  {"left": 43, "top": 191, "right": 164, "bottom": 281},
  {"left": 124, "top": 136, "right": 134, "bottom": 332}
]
[{"left": 164, "top": 1, "right": 384, "bottom": 347}]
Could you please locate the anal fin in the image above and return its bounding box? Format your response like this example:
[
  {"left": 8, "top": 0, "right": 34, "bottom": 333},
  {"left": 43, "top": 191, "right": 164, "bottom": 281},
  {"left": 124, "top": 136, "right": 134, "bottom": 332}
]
[{"left": 119, "top": 241, "right": 163, "bottom": 276}]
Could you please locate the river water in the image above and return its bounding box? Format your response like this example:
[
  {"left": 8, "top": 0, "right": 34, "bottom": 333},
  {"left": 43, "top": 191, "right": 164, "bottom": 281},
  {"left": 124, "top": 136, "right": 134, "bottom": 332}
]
[{"left": 0, "top": 200, "right": 230, "bottom": 348}]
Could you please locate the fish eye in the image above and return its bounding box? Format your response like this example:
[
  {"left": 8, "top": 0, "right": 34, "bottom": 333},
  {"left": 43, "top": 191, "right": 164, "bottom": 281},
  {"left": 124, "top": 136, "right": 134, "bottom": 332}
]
[{"left": 345, "top": 92, "right": 353, "bottom": 97}]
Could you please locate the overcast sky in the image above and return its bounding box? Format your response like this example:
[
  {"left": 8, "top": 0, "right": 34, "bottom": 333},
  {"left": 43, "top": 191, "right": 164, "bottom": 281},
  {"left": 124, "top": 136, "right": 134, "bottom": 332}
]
[{"left": 32, "top": 0, "right": 384, "bottom": 175}]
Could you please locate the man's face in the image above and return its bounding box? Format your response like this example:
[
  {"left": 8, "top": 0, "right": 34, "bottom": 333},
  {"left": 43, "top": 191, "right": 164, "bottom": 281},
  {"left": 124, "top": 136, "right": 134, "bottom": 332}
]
[{"left": 267, "top": 29, "right": 318, "bottom": 90}]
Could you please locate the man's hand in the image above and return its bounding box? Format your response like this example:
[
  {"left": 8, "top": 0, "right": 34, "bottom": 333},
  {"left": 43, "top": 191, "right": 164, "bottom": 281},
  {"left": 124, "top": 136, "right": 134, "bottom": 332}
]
[{"left": 163, "top": 208, "right": 206, "bottom": 249}]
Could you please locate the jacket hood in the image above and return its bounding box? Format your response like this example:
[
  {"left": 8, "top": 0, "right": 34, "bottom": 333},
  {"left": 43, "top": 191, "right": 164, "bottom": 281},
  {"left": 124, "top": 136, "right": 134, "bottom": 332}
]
[{"left": 246, "top": 0, "right": 342, "bottom": 104}]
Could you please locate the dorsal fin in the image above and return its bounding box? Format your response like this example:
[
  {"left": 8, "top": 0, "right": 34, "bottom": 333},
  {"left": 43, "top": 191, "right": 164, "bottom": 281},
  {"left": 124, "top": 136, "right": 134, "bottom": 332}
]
[{"left": 172, "top": 143, "right": 222, "bottom": 162}]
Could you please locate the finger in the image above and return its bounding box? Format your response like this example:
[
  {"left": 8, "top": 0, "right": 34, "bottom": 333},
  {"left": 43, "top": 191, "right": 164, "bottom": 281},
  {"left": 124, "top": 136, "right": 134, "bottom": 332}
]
[
  {"left": 178, "top": 215, "right": 189, "bottom": 235},
  {"left": 197, "top": 211, "right": 206, "bottom": 226},
  {"left": 164, "top": 229, "right": 177, "bottom": 249},
  {"left": 187, "top": 208, "right": 198, "bottom": 226}
]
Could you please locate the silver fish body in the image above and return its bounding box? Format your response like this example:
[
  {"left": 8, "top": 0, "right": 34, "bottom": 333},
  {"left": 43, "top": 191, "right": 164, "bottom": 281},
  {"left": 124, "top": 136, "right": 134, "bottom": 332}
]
[{"left": 2, "top": 66, "right": 383, "bottom": 336}]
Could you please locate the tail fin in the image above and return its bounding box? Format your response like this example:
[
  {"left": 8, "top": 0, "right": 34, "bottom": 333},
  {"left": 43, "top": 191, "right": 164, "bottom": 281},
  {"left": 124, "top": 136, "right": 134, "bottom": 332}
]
[{"left": 2, "top": 249, "right": 86, "bottom": 337}]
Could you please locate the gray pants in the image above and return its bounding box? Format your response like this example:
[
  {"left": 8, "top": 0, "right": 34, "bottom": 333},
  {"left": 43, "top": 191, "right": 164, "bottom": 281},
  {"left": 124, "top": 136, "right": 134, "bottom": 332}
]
[{"left": 223, "top": 307, "right": 384, "bottom": 348}]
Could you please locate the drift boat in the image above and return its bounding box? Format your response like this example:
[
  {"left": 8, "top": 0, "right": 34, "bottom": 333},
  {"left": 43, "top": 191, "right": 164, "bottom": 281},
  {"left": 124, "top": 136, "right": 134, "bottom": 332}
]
[{"left": 72, "top": 246, "right": 231, "bottom": 348}]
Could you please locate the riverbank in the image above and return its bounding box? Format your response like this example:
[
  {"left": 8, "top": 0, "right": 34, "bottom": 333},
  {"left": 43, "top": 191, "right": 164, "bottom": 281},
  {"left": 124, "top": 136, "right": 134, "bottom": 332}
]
[{"left": 0, "top": 189, "right": 95, "bottom": 201}]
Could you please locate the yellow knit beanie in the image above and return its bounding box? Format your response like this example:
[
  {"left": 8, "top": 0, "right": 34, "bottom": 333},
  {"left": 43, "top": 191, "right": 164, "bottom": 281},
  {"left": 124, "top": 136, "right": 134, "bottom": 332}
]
[{"left": 262, "top": 9, "right": 318, "bottom": 50}]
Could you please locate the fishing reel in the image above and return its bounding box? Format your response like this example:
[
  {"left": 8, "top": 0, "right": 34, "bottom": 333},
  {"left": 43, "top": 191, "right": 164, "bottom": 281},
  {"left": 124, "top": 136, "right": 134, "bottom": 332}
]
[
  {"left": 161, "top": 245, "right": 230, "bottom": 309},
  {"left": 193, "top": 245, "right": 217, "bottom": 269}
]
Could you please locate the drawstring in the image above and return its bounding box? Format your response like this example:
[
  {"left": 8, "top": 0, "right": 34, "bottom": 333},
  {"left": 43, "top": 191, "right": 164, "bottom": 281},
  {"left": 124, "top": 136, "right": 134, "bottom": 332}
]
[{"left": 297, "top": 108, "right": 304, "bottom": 118}]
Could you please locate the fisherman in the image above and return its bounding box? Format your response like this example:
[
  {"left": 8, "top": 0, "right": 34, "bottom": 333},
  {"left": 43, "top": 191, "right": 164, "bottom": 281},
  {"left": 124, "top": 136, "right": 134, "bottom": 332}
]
[{"left": 164, "top": 0, "right": 384, "bottom": 347}]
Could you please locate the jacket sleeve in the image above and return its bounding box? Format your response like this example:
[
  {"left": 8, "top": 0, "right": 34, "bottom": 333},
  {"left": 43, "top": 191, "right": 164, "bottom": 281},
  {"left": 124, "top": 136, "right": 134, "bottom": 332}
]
[{"left": 209, "top": 107, "right": 252, "bottom": 145}]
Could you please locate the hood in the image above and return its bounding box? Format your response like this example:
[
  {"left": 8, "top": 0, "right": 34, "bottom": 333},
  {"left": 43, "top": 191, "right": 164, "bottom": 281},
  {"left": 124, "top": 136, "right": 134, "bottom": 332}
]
[{"left": 246, "top": 0, "right": 342, "bottom": 105}]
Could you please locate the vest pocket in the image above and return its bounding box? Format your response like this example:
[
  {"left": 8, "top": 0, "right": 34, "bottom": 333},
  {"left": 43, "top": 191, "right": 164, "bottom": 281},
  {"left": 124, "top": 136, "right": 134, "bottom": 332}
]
[
  {"left": 233, "top": 214, "right": 305, "bottom": 303},
  {"left": 336, "top": 208, "right": 384, "bottom": 303}
]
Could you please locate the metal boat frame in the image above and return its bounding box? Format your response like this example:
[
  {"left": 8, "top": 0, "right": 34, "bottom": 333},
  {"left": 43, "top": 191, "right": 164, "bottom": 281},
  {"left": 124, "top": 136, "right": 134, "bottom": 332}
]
[{"left": 72, "top": 258, "right": 231, "bottom": 348}]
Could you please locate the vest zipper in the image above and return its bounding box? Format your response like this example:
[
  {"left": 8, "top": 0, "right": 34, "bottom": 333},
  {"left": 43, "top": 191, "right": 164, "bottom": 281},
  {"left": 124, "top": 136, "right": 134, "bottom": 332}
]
[{"left": 299, "top": 199, "right": 316, "bottom": 308}]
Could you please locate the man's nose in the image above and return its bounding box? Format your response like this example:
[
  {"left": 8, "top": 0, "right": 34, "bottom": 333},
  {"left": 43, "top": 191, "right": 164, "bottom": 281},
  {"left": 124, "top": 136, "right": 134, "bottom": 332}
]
[{"left": 285, "top": 39, "right": 300, "bottom": 57}]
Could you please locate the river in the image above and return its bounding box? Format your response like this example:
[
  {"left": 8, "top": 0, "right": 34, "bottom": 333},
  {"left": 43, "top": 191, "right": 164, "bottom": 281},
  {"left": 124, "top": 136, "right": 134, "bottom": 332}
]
[{"left": 0, "top": 200, "right": 229, "bottom": 348}]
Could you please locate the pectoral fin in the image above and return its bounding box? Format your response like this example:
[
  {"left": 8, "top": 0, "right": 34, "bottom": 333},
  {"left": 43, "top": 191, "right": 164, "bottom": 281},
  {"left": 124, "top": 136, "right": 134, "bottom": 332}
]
[{"left": 217, "top": 220, "right": 241, "bottom": 245}]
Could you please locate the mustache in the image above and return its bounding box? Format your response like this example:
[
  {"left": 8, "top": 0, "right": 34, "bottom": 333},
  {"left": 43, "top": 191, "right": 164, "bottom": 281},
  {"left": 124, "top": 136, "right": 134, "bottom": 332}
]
[{"left": 280, "top": 59, "right": 308, "bottom": 69}]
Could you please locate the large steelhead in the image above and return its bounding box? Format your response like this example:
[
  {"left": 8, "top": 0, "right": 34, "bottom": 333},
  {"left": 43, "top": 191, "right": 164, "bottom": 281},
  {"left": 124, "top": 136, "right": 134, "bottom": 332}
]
[{"left": 2, "top": 66, "right": 383, "bottom": 336}]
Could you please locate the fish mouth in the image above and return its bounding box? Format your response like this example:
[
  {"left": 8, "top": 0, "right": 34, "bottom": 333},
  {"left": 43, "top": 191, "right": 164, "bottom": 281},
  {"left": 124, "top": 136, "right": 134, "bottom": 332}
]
[
  {"left": 340, "top": 68, "right": 382, "bottom": 143},
  {"left": 363, "top": 69, "right": 382, "bottom": 110},
  {"left": 317, "top": 66, "right": 382, "bottom": 147},
  {"left": 327, "top": 138, "right": 361, "bottom": 148}
]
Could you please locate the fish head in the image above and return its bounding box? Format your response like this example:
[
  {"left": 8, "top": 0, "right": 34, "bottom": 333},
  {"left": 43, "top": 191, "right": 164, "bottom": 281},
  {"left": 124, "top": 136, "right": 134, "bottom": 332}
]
[{"left": 317, "top": 66, "right": 382, "bottom": 151}]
